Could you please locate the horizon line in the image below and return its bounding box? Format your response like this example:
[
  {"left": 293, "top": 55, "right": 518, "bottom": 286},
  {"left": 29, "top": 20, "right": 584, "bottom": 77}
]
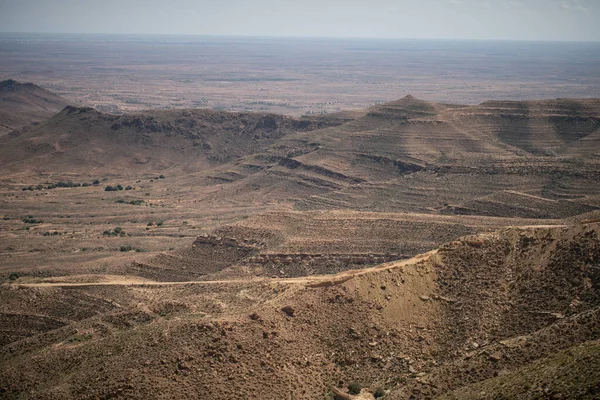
[{"left": 1, "top": 31, "right": 599, "bottom": 44}]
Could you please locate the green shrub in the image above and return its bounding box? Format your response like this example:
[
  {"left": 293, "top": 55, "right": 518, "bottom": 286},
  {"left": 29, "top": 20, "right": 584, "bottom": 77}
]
[
  {"left": 129, "top": 199, "right": 144, "bottom": 206},
  {"left": 119, "top": 245, "right": 133, "bottom": 252},
  {"left": 105, "top": 185, "right": 115, "bottom": 191},
  {"left": 125, "top": 185, "right": 133, "bottom": 190},
  {"left": 157, "top": 221, "right": 163, "bottom": 226},
  {"left": 8, "top": 272, "right": 20, "bottom": 281},
  {"left": 92, "top": 179, "right": 100, "bottom": 185},
  {"left": 374, "top": 387, "right": 386, "bottom": 398},
  {"left": 348, "top": 382, "right": 361, "bottom": 395},
  {"left": 159, "top": 175, "right": 165, "bottom": 179}
]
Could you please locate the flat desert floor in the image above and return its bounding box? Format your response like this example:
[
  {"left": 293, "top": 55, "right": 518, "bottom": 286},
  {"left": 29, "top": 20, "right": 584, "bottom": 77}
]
[{"left": 1, "top": 34, "right": 600, "bottom": 115}]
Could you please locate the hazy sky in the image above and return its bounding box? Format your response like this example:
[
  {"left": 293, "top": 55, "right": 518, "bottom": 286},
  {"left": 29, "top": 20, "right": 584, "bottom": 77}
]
[{"left": 0, "top": 0, "right": 599, "bottom": 41}]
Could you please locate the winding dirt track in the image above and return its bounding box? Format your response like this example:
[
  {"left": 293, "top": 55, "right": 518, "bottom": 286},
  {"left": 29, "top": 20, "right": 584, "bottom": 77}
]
[{"left": 9, "top": 251, "right": 436, "bottom": 289}]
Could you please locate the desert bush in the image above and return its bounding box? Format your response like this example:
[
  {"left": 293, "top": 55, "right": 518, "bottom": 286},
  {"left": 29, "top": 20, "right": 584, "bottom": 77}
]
[
  {"left": 129, "top": 199, "right": 144, "bottom": 206},
  {"left": 103, "top": 227, "right": 126, "bottom": 237},
  {"left": 348, "top": 382, "right": 361, "bottom": 395},
  {"left": 8, "top": 272, "right": 19, "bottom": 281},
  {"left": 92, "top": 179, "right": 100, "bottom": 185},
  {"left": 125, "top": 185, "right": 133, "bottom": 190},
  {"left": 105, "top": 185, "right": 115, "bottom": 191},
  {"left": 374, "top": 387, "right": 386, "bottom": 398},
  {"left": 22, "top": 216, "right": 42, "bottom": 224},
  {"left": 119, "top": 245, "right": 133, "bottom": 252},
  {"left": 55, "top": 181, "right": 80, "bottom": 188}
]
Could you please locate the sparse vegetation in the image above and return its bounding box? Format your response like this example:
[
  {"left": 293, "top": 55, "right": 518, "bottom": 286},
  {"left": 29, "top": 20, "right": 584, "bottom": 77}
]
[
  {"left": 103, "top": 227, "right": 126, "bottom": 237},
  {"left": 66, "top": 333, "right": 93, "bottom": 344},
  {"left": 105, "top": 184, "right": 124, "bottom": 191},
  {"left": 22, "top": 216, "right": 42, "bottom": 224},
  {"left": 348, "top": 382, "right": 361, "bottom": 395}
]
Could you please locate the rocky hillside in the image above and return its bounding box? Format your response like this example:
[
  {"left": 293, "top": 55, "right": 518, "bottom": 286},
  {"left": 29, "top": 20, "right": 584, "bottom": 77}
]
[
  {"left": 1, "top": 222, "right": 599, "bottom": 399},
  {"left": 0, "top": 105, "right": 346, "bottom": 175}
]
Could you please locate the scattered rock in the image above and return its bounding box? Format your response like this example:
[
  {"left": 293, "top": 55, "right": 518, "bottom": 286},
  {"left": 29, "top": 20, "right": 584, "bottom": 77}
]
[
  {"left": 249, "top": 312, "right": 262, "bottom": 321},
  {"left": 281, "top": 306, "right": 295, "bottom": 317}
]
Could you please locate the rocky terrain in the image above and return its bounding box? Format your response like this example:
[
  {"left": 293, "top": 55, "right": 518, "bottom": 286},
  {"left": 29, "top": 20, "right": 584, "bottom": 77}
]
[
  {"left": 1, "top": 223, "right": 599, "bottom": 399},
  {"left": 1, "top": 84, "right": 600, "bottom": 399}
]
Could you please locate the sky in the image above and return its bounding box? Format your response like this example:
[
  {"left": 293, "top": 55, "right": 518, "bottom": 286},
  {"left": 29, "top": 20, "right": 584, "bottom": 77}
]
[{"left": 0, "top": 0, "right": 599, "bottom": 42}]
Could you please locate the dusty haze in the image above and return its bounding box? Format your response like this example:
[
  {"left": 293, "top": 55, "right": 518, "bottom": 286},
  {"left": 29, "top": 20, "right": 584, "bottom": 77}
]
[{"left": 0, "top": 0, "right": 599, "bottom": 41}]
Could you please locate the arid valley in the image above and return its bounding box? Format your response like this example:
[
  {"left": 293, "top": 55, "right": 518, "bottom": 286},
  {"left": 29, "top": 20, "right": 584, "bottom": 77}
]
[{"left": 1, "top": 33, "right": 600, "bottom": 400}]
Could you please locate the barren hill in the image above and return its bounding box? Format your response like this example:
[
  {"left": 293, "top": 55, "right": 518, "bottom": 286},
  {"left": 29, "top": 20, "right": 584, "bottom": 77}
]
[
  {"left": 1, "top": 222, "right": 599, "bottom": 399},
  {"left": 0, "top": 79, "right": 69, "bottom": 136}
]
